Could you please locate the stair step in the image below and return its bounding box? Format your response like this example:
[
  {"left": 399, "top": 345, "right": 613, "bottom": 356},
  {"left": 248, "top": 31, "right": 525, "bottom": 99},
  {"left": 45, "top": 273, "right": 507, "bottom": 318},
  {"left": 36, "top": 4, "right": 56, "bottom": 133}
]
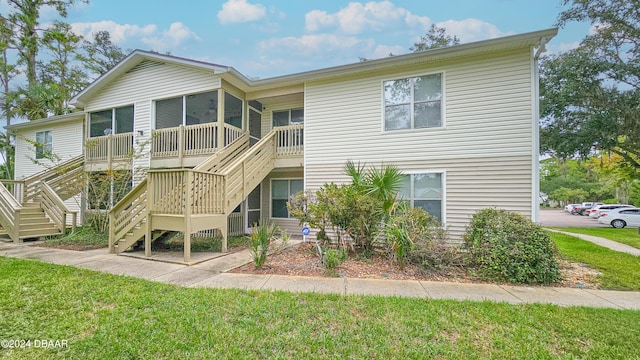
[
  {"left": 19, "top": 228, "right": 62, "bottom": 238},
  {"left": 19, "top": 222, "right": 57, "bottom": 231}
]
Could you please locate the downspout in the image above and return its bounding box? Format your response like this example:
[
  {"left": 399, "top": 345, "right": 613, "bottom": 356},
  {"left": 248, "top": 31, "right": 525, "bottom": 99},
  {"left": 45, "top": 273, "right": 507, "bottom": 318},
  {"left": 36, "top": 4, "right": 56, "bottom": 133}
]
[{"left": 531, "top": 36, "right": 549, "bottom": 223}]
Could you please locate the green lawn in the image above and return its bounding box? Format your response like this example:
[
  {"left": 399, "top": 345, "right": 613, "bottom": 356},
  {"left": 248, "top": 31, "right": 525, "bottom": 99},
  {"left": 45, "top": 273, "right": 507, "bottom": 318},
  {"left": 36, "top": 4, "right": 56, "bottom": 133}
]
[
  {"left": 1, "top": 257, "right": 639, "bottom": 359},
  {"left": 550, "top": 232, "right": 640, "bottom": 290},
  {"left": 551, "top": 227, "right": 640, "bottom": 249}
]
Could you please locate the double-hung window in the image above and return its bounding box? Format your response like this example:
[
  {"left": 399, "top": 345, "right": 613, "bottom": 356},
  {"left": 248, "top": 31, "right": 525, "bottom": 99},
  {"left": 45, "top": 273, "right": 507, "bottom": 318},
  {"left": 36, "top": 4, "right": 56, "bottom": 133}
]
[
  {"left": 399, "top": 172, "right": 444, "bottom": 222},
  {"left": 384, "top": 73, "right": 442, "bottom": 131},
  {"left": 35, "top": 130, "right": 52, "bottom": 159},
  {"left": 271, "top": 179, "right": 303, "bottom": 218}
]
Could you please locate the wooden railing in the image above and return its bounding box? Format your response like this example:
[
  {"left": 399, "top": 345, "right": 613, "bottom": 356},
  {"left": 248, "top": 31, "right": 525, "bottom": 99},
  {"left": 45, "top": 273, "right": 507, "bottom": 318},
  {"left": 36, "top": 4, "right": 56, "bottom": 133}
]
[
  {"left": 151, "top": 123, "right": 244, "bottom": 159},
  {"left": 85, "top": 133, "right": 134, "bottom": 163},
  {"left": 0, "top": 181, "right": 22, "bottom": 240},
  {"left": 193, "top": 132, "right": 249, "bottom": 173},
  {"left": 20, "top": 155, "right": 84, "bottom": 204},
  {"left": 40, "top": 182, "right": 76, "bottom": 234},
  {"left": 148, "top": 169, "right": 225, "bottom": 215},
  {"left": 228, "top": 212, "right": 243, "bottom": 236},
  {"left": 275, "top": 124, "right": 304, "bottom": 157},
  {"left": 221, "top": 131, "right": 276, "bottom": 213},
  {"left": 109, "top": 179, "right": 148, "bottom": 253}
]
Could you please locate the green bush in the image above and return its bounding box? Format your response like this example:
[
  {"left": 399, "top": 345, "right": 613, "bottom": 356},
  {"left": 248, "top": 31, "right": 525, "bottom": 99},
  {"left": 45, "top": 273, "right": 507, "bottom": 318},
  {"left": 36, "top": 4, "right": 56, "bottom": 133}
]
[
  {"left": 387, "top": 204, "right": 459, "bottom": 272},
  {"left": 250, "top": 222, "right": 277, "bottom": 269},
  {"left": 463, "top": 208, "right": 561, "bottom": 284},
  {"left": 323, "top": 247, "right": 348, "bottom": 277}
]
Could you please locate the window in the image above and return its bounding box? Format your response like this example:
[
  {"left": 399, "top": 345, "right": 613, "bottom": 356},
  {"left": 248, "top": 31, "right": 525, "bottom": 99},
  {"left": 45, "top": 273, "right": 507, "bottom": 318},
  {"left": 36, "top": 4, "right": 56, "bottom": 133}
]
[
  {"left": 399, "top": 172, "right": 443, "bottom": 222},
  {"left": 89, "top": 105, "right": 134, "bottom": 137},
  {"left": 155, "top": 91, "right": 244, "bottom": 129},
  {"left": 271, "top": 179, "right": 303, "bottom": 218},
  {"left": 273, "top": 109, "right": 304, "bottom": 127},
  {"left": 384, "top": 73, "right": 442, "bottom": 131},
  {"left": 35, "top": 130, "right": 52, "bottom": 159}
]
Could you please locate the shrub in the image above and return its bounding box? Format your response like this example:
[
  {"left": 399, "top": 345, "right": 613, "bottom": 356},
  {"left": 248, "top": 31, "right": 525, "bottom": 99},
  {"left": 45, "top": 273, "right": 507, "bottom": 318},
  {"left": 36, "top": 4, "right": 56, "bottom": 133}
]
[
  {"left": 386, "top": 204, "right": 458, "bottom": 272},
  {"left": 322, "top": 247, "right": 348, "bottom": 277},
  {"left": 463, "top": 208, "right": 561, "bottom": 284},
  {"left": 250, "top": 222, "right": 277, "bottom": 269}
]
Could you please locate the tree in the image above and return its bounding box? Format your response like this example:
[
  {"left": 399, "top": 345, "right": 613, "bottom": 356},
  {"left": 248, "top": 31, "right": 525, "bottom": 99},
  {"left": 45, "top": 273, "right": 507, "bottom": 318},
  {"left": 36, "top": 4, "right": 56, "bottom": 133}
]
[
  {"left": 541, "top": 0, "right": 640, "bottom": 170},
  {"left": 1, "top": 0, "right": 88, "bottom": 87},
  {"left": 77, "top": 31, "right": 128, "bottom": 78},
  {"left": 38, "top": 20, "right": 87, "bottom": 108},
  {"left": 411, "top": 24, "right": 460, "bottom": 52}
]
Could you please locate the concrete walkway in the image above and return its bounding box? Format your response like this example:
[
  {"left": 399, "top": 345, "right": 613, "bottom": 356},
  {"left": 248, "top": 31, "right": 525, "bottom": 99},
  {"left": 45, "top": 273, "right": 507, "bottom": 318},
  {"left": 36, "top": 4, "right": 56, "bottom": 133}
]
[
  {"left": 1, "top": 240, "right": 639, "bottom": 310},
  {"left": 546, "top": 228, "right": 640, "bottom": 256}
]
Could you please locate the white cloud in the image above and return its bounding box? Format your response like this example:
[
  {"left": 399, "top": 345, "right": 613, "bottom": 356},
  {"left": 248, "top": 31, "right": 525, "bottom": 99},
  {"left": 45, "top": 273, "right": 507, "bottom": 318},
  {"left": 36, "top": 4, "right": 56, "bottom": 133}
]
[
  {"left": 142, "top": 22, "right": 200, "bottom": 51},
  {"left": 305, "top": 1, "right": 429, "bottom": 34},
  {"left": 434, "top": 19, "right": 508, "bottom": 43},
  {"left": 218, "top": 0, "right": 266, "bottom": 25},
  {"left": 71, "top": 21, "right": 199, "bottom": 52},
  {"left": 71, "top": 21, "right": 157, "bottom": 43}
]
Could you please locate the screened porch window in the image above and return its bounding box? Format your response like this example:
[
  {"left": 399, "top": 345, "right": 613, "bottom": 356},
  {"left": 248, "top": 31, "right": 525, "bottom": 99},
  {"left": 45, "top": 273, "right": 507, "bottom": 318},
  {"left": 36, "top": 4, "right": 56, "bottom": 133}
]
[
  {"left": 89, "top": 105, "right": 134, "bottom": 137},
  {"left": 156, "top": 91, "right": 219, "bottom": 129},
  {"left": 271, "top": 179, "right": 303, "bottom": 218},
  {"left": 384, "top": 73, "right": 442, "bottom": 131},
  {"left": 399, "top": 172, "right": 443, "bottom": 222}
]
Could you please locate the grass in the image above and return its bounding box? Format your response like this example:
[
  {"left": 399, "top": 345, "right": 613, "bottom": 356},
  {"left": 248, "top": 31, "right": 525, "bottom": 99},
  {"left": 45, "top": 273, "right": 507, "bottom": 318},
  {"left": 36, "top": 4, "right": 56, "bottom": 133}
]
[
  {"left": 551, "top": 226, "right": 640, "bottom": 249},
  {"left": 550, "top": 231, "right": 640, "bottom": 290},
  {"left": 42, "top": 227, "right": 109, "bottom": 249},
  {"left": 1, "top": 257, "right": 640, "bottom": 359}
]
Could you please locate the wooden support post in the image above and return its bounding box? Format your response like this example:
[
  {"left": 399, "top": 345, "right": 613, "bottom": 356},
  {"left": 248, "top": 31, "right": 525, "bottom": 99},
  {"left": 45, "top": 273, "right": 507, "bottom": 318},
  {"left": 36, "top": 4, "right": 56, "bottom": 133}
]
[
  {"left": 13, "top": 209, "right": 21, "bottom": 243},
  {"left": 145, "top": 214, "right": 152, "bottom": 257},
  {"left": 70, "top": 212, "right": 77, "bottom": 234},
  {"left": 184, "top": 170, "right": 193, "bottom": 263},
  {"left": 217, "top": 90, "right": 225, "bottom": 148},
  {"left": 178, "top": 125, "right": 184, "bottom": 167},
  {"left": 220, "top": 218, "right": 228, "bottom": 253}
]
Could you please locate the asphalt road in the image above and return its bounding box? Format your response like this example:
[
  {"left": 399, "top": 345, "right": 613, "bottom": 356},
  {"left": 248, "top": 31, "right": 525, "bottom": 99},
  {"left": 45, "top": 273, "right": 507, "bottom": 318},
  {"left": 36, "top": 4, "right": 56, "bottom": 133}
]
[{"left": 539, "top": 209, "right": 609, "bottom": 228}]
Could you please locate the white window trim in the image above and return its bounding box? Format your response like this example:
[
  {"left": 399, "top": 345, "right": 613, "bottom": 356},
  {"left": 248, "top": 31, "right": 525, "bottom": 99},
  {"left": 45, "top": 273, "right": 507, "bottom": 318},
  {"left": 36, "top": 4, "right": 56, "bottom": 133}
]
[
  {"left": 400, "top": 169, "right": 446, "bottom": 225},
  {"left": 35, "top": 130, "right": 53, "bottom": 160},
  {"left": 270, "top": 178, "right": 303, "bottom": 219},
  {"left": 152, "top": 90, "right": 221, "bottom": 129},
  {"left": 381, "top": 71, "right": 446, "bottom": 133},
  {"left": 272, "top": 108, "right": 304, "bottom": 127}
]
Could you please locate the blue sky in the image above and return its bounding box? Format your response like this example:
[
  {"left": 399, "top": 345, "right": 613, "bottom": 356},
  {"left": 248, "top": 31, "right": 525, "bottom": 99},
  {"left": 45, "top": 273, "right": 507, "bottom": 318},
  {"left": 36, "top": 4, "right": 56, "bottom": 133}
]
[{"left": 11, "top": 0, "right": 591, "bottom": 78}]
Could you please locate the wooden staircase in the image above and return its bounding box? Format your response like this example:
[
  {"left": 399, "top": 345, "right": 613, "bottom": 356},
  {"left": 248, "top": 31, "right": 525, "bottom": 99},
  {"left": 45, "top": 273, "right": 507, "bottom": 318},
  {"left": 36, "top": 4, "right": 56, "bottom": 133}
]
[
  {"left": 109, "top": 129, "right": 280, "bottom": 261},
  {"left": 0, "top": 156, "right": 83, "bottom": 242}
]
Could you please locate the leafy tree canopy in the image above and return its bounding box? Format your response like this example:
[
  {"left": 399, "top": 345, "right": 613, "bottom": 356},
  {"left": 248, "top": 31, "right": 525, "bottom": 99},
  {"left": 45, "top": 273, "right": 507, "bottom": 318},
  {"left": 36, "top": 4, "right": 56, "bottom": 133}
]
[{"left": 540, "top": 0, "right": 640, "bottom": 170}]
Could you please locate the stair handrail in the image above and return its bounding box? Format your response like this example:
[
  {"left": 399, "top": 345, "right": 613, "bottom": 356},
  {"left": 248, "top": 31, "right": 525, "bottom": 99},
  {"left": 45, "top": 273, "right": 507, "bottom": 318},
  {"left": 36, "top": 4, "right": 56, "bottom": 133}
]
[
  {"left": 21, "top": 155, "right": 84, "bottom": 203},
  {"left": 0, "top": 181, "right": 22, "bottom": 241},
  {"left": 108, "top": 179, "right": 148, "bottom": 252},
  {"left": 220, "top": 130, "right": 276, "bottom": 177},
  {"left": 39, "top": 182, "right": 76, "bottom": 235},
  {"left": 193, "top": 132, "right": 249, "bottom": 173}
]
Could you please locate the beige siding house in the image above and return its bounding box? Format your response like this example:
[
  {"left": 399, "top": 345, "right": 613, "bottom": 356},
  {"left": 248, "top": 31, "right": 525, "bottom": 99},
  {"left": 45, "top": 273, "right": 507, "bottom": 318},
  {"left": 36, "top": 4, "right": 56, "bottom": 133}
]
[{"left": 2, "top": 28, "right": 556, "bottom": 259}]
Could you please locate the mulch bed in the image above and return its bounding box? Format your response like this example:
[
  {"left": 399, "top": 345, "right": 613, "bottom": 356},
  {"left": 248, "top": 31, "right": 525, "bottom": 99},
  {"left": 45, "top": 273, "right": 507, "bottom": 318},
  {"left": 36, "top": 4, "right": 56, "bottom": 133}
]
[{"left": 231, "top": 242, "right": 601, "bottom": 289}]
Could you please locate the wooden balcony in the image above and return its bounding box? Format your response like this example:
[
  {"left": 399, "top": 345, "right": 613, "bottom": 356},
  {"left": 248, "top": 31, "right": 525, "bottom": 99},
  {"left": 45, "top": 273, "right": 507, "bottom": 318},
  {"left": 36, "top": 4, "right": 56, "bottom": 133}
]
[{"left": 84, "top": 123, "right": 304, "bottom": 170}]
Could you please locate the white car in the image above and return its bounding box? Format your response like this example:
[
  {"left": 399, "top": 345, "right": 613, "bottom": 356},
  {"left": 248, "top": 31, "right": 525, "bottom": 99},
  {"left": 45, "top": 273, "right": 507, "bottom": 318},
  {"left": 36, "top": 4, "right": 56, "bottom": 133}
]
[
  {"left": 589, "top": 204, "right": 633, "bottom": 218},
  {"left": 598, "top": 207, "right": 640, "bottom": 228},
  {"left": 565, "top": 203, "right": 580, "bottom": 213}
]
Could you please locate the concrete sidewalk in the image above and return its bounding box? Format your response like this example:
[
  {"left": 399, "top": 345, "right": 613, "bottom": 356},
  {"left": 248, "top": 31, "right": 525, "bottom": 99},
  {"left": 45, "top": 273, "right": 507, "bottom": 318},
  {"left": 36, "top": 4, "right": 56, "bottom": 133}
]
[
  {"left": 546, "top": 228, "right": 640, "bottom": 256},
  {"left": 1, "top": 240, "right": 639, "bottom": 310}
]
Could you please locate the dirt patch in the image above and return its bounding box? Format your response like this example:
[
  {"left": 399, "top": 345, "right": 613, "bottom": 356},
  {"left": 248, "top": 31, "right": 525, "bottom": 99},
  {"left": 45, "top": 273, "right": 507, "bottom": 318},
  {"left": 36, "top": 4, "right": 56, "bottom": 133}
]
[
  {"left": 231, "top": 242, "right": 601, "bottom": 289},
  {"left": 33, "top": 243, "right": 107, "bottom": 251}
]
